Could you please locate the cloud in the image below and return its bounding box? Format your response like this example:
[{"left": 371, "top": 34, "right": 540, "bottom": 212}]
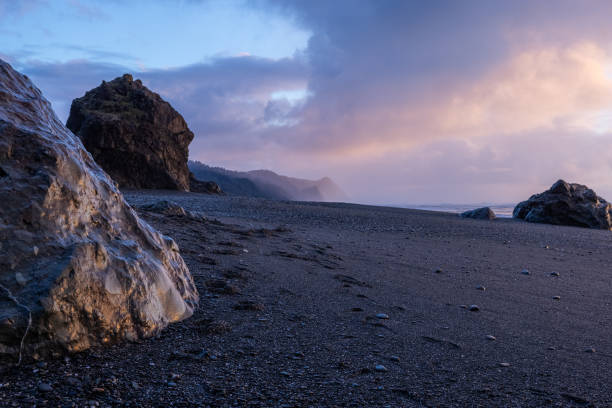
[
  {"left": 16, "top": 54, "right": 310, "bottom": 166},
  {"left": 66, "top": 0, "right": 109, "bottom": 20},
  {"left": 0, "top": 0, "right": 47, "bottom": 19},
  {"left": 9, "top": 0, "right": 612, "bottom": 204}
]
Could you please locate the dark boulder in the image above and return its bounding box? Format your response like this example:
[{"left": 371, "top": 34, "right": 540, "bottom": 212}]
[
  {"left": 513, "top": 180, "right": 612, "bottom": 229},
  {"left": 461, "top": 207, "right": 496, "bottom": 220},
  {"left": 138, "top": 200, "right": 207, "bottom": 221},
  {"left": 66, "top": 74, "right": 193, "bottom": 191},
  {"left": 189, "top": 173, "right": 223, "bottom": 194},
  {"left": 0, "top": 59, "right": 198, "bottom": 359}
]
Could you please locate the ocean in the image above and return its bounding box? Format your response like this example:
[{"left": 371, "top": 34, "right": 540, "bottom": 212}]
[{"left": 401, "top": 204, "right": 516, "bottom": 218}]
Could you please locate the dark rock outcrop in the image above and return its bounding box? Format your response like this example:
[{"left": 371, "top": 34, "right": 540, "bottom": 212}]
[
  {"left": 461, "top": 207, "right": 496, "bottom": 220},
  {"left": 513, "top": 180, "right": 612, "bottom": 229},
  {"left": 66, "top": 74, "right": 193, "bottom": 191},
  {"left": 0, "top": 60, "right": 198, "bottom": 359},
  {"left": 138, "top": 200, "right": 207, "bottom": 221},
  {"left": 189, "top": 173, "right": 222, "bottom": 194}
]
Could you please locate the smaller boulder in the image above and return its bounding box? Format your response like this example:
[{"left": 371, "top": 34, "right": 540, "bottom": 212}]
[
  {"left": 139, "top": 200, "right": 207, "bottom": 221},
  {"left": 140, "top": 200, "right": 189, "bottom": 216},
  {"left": 189, "top": 174, "right": 223, "bottom": 194},
  {"left": 513, "top": 180, "right": 612, "bottom": 229},
  {"left": 460, "top": 207, "right": 496, "bottom": 220}
]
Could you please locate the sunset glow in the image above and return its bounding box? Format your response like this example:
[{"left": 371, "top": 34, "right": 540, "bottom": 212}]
[{"left": 5, "top": 0, "right": 612, "bottom": 204}]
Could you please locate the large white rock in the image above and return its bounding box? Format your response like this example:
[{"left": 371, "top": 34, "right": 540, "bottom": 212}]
[{"left": 0, "top": 59, "right": 198, "bottom": 357}]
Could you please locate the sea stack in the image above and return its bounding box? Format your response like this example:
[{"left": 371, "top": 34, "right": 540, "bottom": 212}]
[
  {"left": 66, "top": 74, "right": 194, "bottom": 191},
  {"left": 513, "top": 179, "right": 612, "bottom": 229},
  {"left": 0, "top": 59, "right": 198, "bottom": 357}
]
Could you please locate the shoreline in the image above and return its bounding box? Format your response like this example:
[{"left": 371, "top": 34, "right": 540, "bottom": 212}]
[{"left": 2, "top": 190, "right": 610, "bottom": 406}]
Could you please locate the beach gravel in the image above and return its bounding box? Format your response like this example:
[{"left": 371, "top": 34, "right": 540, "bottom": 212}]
[{"left": 1, "top": 190, "right": 611, "bottom": 407}]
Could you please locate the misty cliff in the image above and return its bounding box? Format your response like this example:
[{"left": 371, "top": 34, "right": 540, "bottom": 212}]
[{"left": 188, "top": 161, "right": 347, "bottom": 202}]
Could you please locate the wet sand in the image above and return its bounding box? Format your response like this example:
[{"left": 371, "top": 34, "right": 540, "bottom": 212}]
[{"left": 2, "top": 190, "right": 612, "bottom": 407}]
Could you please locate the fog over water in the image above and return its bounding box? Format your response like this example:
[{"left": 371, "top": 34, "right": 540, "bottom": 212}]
[{"left": 401, "top": 204, "right": 516, "bottom": 218}]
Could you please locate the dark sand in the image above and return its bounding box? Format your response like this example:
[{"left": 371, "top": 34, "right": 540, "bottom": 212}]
[{"left": 2, "top": 190, "right": 612, "bottom": 407}]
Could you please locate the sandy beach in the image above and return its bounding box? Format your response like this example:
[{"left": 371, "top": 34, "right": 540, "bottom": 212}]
[{"left": 2, "top": 190, "right": 611, "bottom": 407}]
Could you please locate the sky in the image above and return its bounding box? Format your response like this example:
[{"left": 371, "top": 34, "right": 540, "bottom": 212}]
[{"left": 4, "top": 0, "right": 612, "bottom": 205}]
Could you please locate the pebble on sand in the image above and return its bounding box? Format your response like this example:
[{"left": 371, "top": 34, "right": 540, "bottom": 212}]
[
  {"left": 552, "top": 296, "right": 561, "bottom": 300},
  {"left": 476, "top": 285, "right": 486, "bottom": 291},
  {"left": 585, "top": 347, "right": 596, "bottom": 353},
  {"left": 499, "top": 362, "right": 511, "bottom": 367},
  {"left": 520, "top": 269, "right": 530, "bottom": 275},
  {"left": 38, "top": 383, "right": 53, "bottom": 392},
  {"left": 486, "top": 335, "right": 496, "bottom": 341},
  {"left": 375, "top": 313, "right": 390, "bottom": 319},
  {"left": 375, "top": 365, "right": 388, "bottom": 372},
  {"left": 551, "top": 271, "right": 560, "bottom": 277},
  {"left": 468, "top": 304, "right": 480, "bottom": 312},
  {"left": 390, "top": 355, "right": 400, "bottom": 362}
]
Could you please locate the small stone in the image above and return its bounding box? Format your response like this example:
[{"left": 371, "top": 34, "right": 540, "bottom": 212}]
[
  {"left": 476, "top": 285, "right": 486, "bottom": 291},
  {"left": 548, "top": 346, "right": 556, "bottom": 350},
  {"left": 375, "top": 313, "right": 389, "bottom": 319},
  {"left": 170, "top": 373, "right": 181, "bottom": 380},
  {"left": 375, "top": 364, "right": 388, "bottom": 372},
  {"left": 552, "top": 296, "right": 561, "bottom": 300},
  {"left": 15, "top": 272, "right": 27, "bottom": 286},
  {"left": 389, "top": 355, "right": 400, "bottom": 362},
  {"left": 551, "top": 271, "right": 560, "bottom": 277},
  {"left": 520, "top": 269, "right": 530, "bottom": 275},
  {"left": 280, "top": 371, "right": 290, "bottom": 377},
  {"left": 499, "top": 362, "right": 510, "bottom": 367},
  {"left": 585, "top": 347, "right": 596, "bottom": 353},
  {"left": 435, "top": 268, "right": 442, "bottom": 274},
  {"left": 38, "top": 383, "right": 52, "bottom": 392},
  {"left": 469, "top": 304, "right": 480, "bottom": 312},
  {"left": 65, "top": 377, "right": 82, "bottom": 387},
  {"left": 167, "top": 381, "right": 177, "bottom": 387},
  {"left": 242, "top": 249, "right": 249, "bottom": 253},
  {"left": 33, "top": 246, "right": 39, "bottom": 256},
  {"left": 486, "top": 335, "right": 496, "bottom": 341},
  {"left": 459, "top": 305, "right": 467, "bottom": 309}
]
